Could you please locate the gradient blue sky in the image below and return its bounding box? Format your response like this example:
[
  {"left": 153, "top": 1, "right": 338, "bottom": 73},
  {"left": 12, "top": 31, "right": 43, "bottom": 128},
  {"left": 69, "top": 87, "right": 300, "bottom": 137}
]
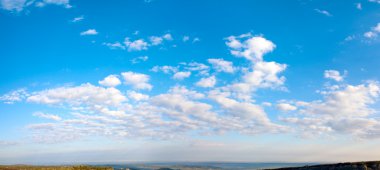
[{"left": 1, "top": 0, "right": 380, "bottom": 164}]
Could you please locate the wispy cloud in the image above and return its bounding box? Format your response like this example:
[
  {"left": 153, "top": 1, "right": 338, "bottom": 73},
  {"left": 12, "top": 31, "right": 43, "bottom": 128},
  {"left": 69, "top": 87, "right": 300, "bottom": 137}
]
[
  {"left": 131, "top": 56, "right": 148, "bottom": 64},
  {"left": 72, "top": 15, "right": 84, "bottom": 22},
  {"left": 33, "top": 112, "right": 62, "bottom": 121},
  {"left": 80, "top": 29, "right": 98, "bottom": 36},
  {"left": 315, "top": 9, "right": 332, "bottom": 17}
]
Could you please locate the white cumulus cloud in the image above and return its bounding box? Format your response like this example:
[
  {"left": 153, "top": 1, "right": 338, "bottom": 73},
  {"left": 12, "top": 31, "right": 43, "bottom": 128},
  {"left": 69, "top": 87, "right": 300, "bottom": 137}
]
[
  {"left": 173, "top": 71, "right": 191, "bottom": 80},
  {"left": 364, "top": 23, "right": 380, "bottom": 39},
  {"left": 276, "top": 103, "right": 297, "bottom": 112},
  {"left": 324, "top": 70, "right": 345, "bottom": 82},
  {"left": 184, "top": 62, "right": 210, "bottom": 76},
  {"left": 208, "top": 58, "right": 235, "bottom": 73},
  {"left": 282, "top": 82, "right": 380, "bottom": 138},
  {"left": 226, "top": 34, "right": 276, "bottom": 61},
  {"left": 0, "top": 88, "right": 29, "bottom": 104},
  {"left": 121, "top": 72, "right": 152, "bottom": 90},
  {"left": 27, "top": 83, "right": 127, "bottom": 107},
  {"left": 127, "top": 91, "right": 149, "bottom": 101},
  {"left": 196, "top": 76, "right": 216, "bottom": 88},
  {"left": 124, "top": 38, "right": 148, "bottom": 51},
  {"left": 99, "top": 75, "right": 121, "bottom": 87},
  {"left": 149, "top": 33, "right": 173, "bottom": 46}
]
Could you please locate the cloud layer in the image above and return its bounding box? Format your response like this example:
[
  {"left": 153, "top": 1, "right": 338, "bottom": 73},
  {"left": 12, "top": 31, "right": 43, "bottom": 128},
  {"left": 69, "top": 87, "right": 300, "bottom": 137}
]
[{"left": 2, "top": 33, "right": 380, "bottom": 145}]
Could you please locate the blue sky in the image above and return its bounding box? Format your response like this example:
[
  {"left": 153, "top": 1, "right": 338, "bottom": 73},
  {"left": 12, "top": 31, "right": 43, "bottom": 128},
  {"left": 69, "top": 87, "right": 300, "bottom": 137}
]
[{"left": 1, "top": 0, "right": 380, "bottom": 164}]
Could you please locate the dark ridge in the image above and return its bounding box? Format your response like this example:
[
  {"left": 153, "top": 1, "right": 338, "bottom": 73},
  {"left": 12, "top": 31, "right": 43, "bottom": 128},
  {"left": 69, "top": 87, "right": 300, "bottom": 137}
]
[{"left": 268, "top": 161, "right": 380, "bottom": 170}]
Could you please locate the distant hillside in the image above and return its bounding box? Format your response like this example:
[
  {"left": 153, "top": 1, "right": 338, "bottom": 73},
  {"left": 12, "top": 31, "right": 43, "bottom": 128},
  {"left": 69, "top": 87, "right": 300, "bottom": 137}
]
[
  {"left": 0, "top": 165, "right": 113, "bottom": 170},
  {"left": 271, "top": 161, "right": 380, "bottom": 170}
]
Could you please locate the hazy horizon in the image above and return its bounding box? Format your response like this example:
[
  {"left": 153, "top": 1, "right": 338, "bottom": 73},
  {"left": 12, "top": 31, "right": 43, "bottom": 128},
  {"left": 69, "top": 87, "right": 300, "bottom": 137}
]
[{"left": 2, "top": 0, "right": 380, "bottom": 165}]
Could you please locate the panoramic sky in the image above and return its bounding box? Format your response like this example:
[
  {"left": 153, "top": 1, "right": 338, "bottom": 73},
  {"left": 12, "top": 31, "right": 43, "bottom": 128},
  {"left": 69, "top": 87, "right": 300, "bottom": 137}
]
[{"left": 1, "top": 0, "right": 380, "bottom": 164}]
